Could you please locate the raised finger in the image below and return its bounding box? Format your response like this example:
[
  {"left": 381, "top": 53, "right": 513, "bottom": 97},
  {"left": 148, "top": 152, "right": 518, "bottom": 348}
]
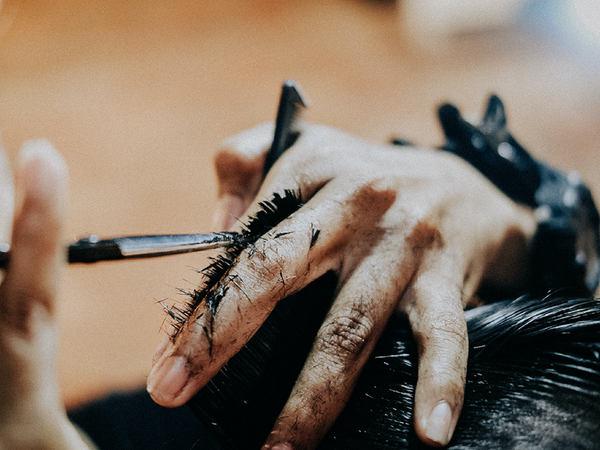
[
  {"left": 0, "top": 140, "right": 68, "bottom": 330},
  {"left": 147, "top": 178, "right": 396, "bottom": 407}
]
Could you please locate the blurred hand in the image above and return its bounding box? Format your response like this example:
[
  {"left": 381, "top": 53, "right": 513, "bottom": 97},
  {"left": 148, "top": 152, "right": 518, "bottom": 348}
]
[
  {"left": 148, "top": 123, "right": 536, "bottom": 448},
  {"left": 0, "top": 140, "right": 92, "bottom": 449}
]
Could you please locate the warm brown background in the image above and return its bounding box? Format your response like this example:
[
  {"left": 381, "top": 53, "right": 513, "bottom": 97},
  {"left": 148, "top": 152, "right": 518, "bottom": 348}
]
[{"left": 0, "top": 0, "right": 598, "bottom": 407}]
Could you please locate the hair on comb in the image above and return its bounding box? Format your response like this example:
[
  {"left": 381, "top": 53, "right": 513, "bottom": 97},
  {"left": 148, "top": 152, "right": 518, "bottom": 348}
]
[{"left": 164, "top": 189, "right": 304, "bottom": 338}]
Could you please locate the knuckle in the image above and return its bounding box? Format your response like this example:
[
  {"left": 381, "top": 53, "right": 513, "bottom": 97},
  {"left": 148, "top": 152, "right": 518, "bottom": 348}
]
[
  {"left": 217, "top": 122, "right": 274, "bottom": 158},
  {"left": 414, "top": 311, "right": 468, "bottom": 387},
  {"left": 315, "top": 304, "right": 374, "bottom": 364},
  {"left": 0, "top": 286, "right": 52, "bottom": 332},
  {"left": 213, "top": 149, "right": 263, "bottom": 187},
  {"left": 427, "top": 310, "right": 468, "bottom": 346},
  {"left": 236, "top": 236, "right": 299, "bottom": 290},
  {"left": 350, "top": 177, "right": 397, "bottom": 207},
  {"left": 406, "top": 219, "right": 444, "bottom": 252},
  {"left": 279, "top": 142, "right": 331, "bottom": 176},
  {"left": 280, "top": 125, "right": 349, "bottom": 171},
  {"left": 16, "top": 208, "right": 59, "bottom": 255},
  {"left": 419, "top": 366, "right": 466, "bottom": 397},
  {"left": 416, "top": 314, "right": 468, "bottom": 391},
  {"left": 301, "top": 123, "right": 343, "bottom": 147}
]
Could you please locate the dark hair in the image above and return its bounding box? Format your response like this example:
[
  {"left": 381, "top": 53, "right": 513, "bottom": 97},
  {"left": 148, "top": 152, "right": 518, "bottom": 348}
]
[
  {"left": 189, "top": 290, "right": 600, "bottom": 449},
  {"left": 185, "top": 192, "right": 600, "bottom": 450}
]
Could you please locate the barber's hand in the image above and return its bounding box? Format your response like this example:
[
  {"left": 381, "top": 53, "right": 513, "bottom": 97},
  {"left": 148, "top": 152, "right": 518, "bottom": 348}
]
[
  {"left": 148, "top": 123, "right": 536, "bottom": 448},
  {"left": 0, "top": 140, "right": 92, "bottom": 449}
]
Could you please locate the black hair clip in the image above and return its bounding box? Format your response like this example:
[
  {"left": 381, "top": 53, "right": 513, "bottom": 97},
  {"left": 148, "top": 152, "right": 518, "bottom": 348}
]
[
  {"left": 0, "top": 80, "right": 307, "bottom": 271},
  {"left": 437, "top": 95, "right": 600, "bottom": 296}
]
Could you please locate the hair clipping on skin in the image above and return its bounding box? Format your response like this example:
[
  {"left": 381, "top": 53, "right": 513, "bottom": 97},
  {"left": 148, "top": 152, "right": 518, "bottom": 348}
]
[
  {"left": 436, "top": 95, "right": 600, "bottom": 296},
  {"left": 165, "top": 189, "right": 305, "bottom": 338}
]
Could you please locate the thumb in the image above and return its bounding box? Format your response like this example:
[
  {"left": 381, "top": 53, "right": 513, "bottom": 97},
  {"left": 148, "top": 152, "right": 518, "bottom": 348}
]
[
  {"left": 0, "top": 139, "right": 68, "bottom": 328},
  {"left": 212, "top": 123, "right": 274, "bottom": 230}
]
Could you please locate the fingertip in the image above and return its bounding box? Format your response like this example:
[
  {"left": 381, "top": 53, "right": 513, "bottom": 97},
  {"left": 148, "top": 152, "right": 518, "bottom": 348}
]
[
  {"left": 152, "top": 335, "right": 171, "bottom": 367},
  {"left": 412, "top": 359, "right": 464, "bottom": 447},
  {"left": 19, "top": 139, "right": 67, "bottom": 177},
  {"left": 413, "top": 356, "right": 464, "bottom": 446},
  {"left": 416, "top": 400, "right": 456, "bottom": 447},
  {"left": 212, "top": 194, "right": 247, "bottom": 230},
  {"left": 11, "top": 139, "right": 68, "bottom": 259},
  {"left": 147, "top": 355, "right": 190, "bottom": 407},
  {"left": 17, "top": 139, "right": 68, "bottom": 215},
  {"left": 219, "top": 122, "right": 274, "bottom": 159}
]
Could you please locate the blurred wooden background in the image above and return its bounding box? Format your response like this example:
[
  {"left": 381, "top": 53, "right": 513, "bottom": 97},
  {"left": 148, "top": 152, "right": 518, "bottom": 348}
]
[{"left": 0, "top": 0, "right": 598, "bottom": 407}]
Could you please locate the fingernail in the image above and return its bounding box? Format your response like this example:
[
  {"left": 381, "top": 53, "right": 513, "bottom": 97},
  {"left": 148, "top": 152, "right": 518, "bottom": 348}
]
[
  {"left": 263, "top": 444, "right": 294, "bottom": 450},
  {"left": 147, "top": 356, "right": 188, "bottom": 404},
  {"left": 152, "top": 335, "right": 171, "bottom": 367},
  {"left": 425, "top": 401, "right": 453, "bottom": 446}
]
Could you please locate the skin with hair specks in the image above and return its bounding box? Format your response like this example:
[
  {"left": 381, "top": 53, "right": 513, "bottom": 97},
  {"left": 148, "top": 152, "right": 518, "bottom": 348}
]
[{"left": 147, "top": 123, "right": 536, "bottom": 449}]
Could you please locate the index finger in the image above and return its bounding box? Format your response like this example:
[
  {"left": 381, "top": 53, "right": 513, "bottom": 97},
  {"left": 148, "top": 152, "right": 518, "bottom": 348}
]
[
  {"left": 0, "top": 140, "right": 68, "bottom": 329},
  {"left": 147, "top": 179, "right": 395, "bottom": 407}
]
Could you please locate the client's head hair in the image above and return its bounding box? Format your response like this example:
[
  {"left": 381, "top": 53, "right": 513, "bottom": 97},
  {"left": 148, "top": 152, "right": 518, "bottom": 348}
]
[
  {"left": 329, "top": 296, "right": 600, "bottom": 450},
  {"left": 184, "top": 192, "right": 600, "bottom": 450}
]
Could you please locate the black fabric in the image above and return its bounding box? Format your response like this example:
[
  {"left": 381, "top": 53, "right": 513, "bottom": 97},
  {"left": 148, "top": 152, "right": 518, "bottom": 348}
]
[{"left": 68, "top": 389, "right": 219, "bottom": 450}]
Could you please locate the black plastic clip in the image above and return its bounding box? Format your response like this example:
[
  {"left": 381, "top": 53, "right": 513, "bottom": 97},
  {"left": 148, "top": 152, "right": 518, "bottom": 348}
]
[{"left": 437, "top": 95, "right": 600, "bottom": 296}]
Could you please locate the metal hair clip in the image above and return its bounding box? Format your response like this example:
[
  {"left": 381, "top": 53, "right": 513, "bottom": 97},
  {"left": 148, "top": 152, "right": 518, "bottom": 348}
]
[{"left": 0, "top": 80, "right": 307, "bottom": 270}]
